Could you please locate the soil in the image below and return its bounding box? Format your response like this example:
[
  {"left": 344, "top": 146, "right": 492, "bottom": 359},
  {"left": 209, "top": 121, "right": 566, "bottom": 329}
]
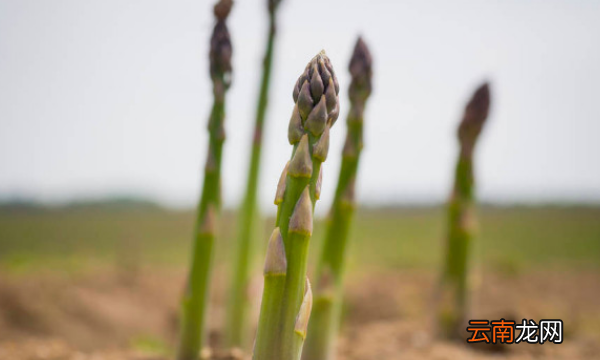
[{"left": 1, "top": 268, "right": 599, "bottom": 359}]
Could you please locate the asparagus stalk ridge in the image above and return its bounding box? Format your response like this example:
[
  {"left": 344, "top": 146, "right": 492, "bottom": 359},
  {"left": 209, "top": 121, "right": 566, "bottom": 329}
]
[
  {"left": 176, "top": 1, "right": 233, "bottom": 359},
  {"left": 302, "top": 37, "right": 373, "bottom": 360},
  {"left": 438, "top": 82, "right": 491, "bottom": 340},
  {"left": 253, "top": 51, "right": 340, "bottom": 360}
]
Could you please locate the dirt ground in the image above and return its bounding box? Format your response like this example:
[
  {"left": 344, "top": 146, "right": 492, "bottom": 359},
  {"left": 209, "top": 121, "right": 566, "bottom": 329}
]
[{"left": 1, "top": 268, "right": 599, "bottom": 360}]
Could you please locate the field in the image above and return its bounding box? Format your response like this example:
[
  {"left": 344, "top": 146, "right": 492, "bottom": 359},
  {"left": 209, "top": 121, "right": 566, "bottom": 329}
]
[{"left": 0, "top": 205, "right": 599, "bottom": 359}]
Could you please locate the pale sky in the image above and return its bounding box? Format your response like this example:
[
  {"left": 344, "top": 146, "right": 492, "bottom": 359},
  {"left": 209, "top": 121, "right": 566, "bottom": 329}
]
[{"left": 1, "top": 0, "right": 599, "bottom": 211}]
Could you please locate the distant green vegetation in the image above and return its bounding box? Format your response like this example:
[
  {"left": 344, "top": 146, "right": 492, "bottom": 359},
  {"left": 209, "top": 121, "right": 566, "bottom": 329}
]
[
  {"left": 343, "top": 206, "right": 600, "bottom": 272},
  {"left": 0, "top": 196, "right": 162, "bottom": 211},
  {"left": 0, "top": 206, "right": 598, "bottom": 274}
]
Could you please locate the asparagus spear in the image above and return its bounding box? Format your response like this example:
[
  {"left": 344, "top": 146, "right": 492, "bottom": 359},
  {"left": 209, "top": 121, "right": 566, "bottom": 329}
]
[
  {"left": 176, "top": 1, "right": 233, "bottom": 359},
  {"left": 438, "top": 82, "right": 491, "bottom": 340},
  {"left": 302, "top": 37, "right": 373, "bottom": 360},
  {"left": 225, "top": 0, "right": 284, "bottom": 348},
  {"left": 253, "top": 51, "right": 340, "bottom": 360}
]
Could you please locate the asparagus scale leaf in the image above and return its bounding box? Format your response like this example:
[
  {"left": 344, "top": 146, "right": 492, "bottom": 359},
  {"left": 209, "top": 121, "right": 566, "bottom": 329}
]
[{"left": 176, "top": 1, "right": 233, "bottom": 359}]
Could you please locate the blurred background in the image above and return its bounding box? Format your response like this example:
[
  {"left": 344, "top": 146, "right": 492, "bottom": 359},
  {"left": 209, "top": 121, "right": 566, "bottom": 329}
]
[{"left": 0, "top": 1, "right": 599, "bottom": 359}]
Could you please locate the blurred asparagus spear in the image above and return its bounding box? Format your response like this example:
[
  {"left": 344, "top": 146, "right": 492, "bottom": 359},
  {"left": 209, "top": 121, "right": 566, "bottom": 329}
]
[
  {"left": 253, "top": 51, "right": 340, "bottom": 360},
  {"left": 225, "top": 0, "right": 284, "bottom": 348},
  {"left": 302, "top": 38, "right": 373, "bottom": 360},
  {"left": 176, "top": 1, "right": 233, "bottom": 359},
  {"left": 438, "top": 83, "right": 491, "bottom": 340}
]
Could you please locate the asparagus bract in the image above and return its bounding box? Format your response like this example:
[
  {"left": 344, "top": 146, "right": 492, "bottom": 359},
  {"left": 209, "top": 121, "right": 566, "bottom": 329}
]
[
  {"left": 438, "top": 83, "right": 491, "bottom": 340},
  {"left": 176, "top": 1, "right": 233, "bottom": 359},
  {"left": 225, "top": 0, "right": 284, "bottom": 348},
  {"left": 253, "top": 51, "right": 340, "bottom": 360},
  {"left": 303, "top": 38, "right": 373, "bottom": 360}
]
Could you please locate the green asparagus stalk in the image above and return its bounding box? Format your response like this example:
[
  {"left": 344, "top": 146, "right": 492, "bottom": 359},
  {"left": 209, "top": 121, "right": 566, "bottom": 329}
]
[
  {"left": 253, "top": 51, "right": 340, "bottom": 360},
  {"left": 225, "top": 0, "right": 284, "bottom": 348},
  {"left": 438, "top": 83, "right": 491, "bottom": 340},
  {"left": 176, "top": 1, "right": 233, "bottom": 359},
  {"left": 302, "top": 37, "right": 372, "bottom": 360}
]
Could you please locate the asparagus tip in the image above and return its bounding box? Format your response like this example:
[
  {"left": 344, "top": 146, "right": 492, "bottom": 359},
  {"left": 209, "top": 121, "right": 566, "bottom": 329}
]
[
  {"left": 349, "top": 36, "right": 373, "bottom": 101},
  {"left": 210, "top": 1, "right": 233, "bottom": 93},
  {"left": 288, "top": 186, "right": 313, "bottom": 235},
  {"left": 294, "top": 278, "right": 313, "bottom": 339},
  {"left": 350, "top": 37, "right": 373, "bottom": 77},
  {"left": 294, "top": 51, "right": 340, "bottom": 129},
  {"left": 311, "top": 50, "right": 327, "bottom": 65},
  {"left": 458, "top": 82, "right": 491, "bottom": 150},
  {"left": 467, "top": 82, "right": 491, "bottom": 119},
  {"left": 214, "top": 0, "right": 233, "bottom": 21},
  {"left": 268, "top": 0, "right": 281, "bottom": 14},
  {"left": 263, "top": 228, "right": 287, "bottom": 275}
]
